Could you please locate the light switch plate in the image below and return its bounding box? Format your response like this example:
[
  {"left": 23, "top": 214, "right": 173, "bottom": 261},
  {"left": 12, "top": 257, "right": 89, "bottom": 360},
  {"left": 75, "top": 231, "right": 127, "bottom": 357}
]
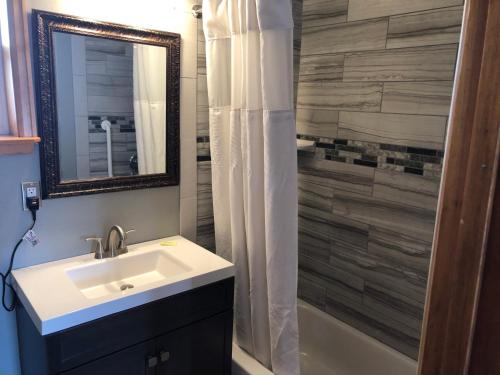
[{"left": 21, "top": 181, "right": 41, "bottom": 211}]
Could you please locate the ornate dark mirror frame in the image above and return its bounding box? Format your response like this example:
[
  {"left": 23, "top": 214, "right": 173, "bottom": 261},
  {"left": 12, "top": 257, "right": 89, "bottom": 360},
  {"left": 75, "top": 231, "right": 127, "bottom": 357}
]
[{"left": 32, "top": 10, "right": 180, "bottom": 199}]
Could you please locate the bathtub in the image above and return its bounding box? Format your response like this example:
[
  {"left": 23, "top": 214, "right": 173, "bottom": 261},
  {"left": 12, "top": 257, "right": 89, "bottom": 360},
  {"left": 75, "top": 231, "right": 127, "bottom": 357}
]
[{"left": 232, "top": 299, "right": 417, "bottom": 375}]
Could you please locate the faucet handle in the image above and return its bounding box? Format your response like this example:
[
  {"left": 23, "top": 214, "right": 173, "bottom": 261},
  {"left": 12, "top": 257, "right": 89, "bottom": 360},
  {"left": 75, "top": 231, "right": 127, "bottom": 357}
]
[
  {"left": 85, "top": 237, "right": 105, "bottom": 259},
  {"left": 125, "top": 229, "right": 135, "bottom": 239}
]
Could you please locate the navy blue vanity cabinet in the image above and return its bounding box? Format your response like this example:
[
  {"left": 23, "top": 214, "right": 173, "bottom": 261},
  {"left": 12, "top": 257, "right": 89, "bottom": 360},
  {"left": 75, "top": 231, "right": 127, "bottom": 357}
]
[{"left": 16, "top": 278, "right": 234, "bottom": 375}]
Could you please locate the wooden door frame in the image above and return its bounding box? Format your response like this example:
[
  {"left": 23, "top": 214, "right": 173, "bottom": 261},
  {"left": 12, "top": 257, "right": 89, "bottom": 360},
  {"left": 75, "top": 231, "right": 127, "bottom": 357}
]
[
  {"left": 469, "top": 169, "right": 500, "bottom": 373},
  {"left": 418, "top": 0, "right": 500, "bottom": 374}
]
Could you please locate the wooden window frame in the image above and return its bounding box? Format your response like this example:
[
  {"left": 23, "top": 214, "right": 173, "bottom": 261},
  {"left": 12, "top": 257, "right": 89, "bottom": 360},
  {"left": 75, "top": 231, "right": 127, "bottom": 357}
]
[
  {"left": 0, "top": 0, "right": 39, "bottom": 155},
  {"left": 418, "top": 0, "right": 500, "bottom": 373},
  {"left": 0, "top": 136, "right": 40, "bottom": 155}
]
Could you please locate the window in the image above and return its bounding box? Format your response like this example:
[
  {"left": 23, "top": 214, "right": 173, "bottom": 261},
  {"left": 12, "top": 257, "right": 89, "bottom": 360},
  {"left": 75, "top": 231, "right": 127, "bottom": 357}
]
[{"left": 0, "top": 0, "right": 38, "bottom": 154}]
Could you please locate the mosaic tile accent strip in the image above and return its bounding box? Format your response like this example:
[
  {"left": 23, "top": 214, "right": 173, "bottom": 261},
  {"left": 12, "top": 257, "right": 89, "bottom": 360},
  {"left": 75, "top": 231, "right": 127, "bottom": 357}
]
[
  {"left": 88, "top": 115, "right": 135, "bottom": 133},
  {"left": 197, "top": 136, "right": 211, "bottom": 162},
  {"left": 297, "top": 134, "right": 443, "bottom": 178}
]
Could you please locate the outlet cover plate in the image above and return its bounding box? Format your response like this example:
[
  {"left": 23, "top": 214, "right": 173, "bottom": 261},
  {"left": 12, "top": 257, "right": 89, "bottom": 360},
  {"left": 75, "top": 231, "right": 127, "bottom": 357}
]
[{"left": 21, "top": 181, "right": 41, "bottom": 211}]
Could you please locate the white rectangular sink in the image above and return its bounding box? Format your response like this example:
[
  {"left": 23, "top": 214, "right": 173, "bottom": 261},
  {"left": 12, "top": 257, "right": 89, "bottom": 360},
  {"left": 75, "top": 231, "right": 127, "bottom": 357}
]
[
  {"left": 12, "top": 236, "right": 234, "bottom": 335},
  {"left": 66, "top": 250, "right": 192, "bottom": 299}
]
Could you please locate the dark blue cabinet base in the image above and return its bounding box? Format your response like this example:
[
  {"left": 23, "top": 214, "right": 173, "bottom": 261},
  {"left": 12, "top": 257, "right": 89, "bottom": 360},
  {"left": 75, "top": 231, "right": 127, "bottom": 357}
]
[{"left": 16, "top": 278, "right": 234, "bottom": 375}]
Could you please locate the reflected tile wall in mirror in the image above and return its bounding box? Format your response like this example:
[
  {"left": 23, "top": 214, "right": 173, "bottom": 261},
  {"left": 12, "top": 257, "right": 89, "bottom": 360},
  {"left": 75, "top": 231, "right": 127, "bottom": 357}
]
[{"left": 53, "top": 33, "right": 168, "bottom": 181}]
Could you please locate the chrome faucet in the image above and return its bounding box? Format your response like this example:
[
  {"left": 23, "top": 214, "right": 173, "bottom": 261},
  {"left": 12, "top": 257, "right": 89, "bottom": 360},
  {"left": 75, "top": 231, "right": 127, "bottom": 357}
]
[{"left": 85, "top": 226, "right": 135, "bottom": 259}]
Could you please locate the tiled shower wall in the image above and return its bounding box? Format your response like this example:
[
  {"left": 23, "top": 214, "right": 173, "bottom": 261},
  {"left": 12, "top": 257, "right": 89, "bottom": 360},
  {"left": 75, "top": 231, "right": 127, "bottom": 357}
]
[
  {"left": 195, "top": 17, "right": 214, "bottom": 250},
  {"left": 296, "top": 0, "right": 463, "bottom": 358},
  {"left": 195, "top": 1, "right": 304, "bottom": 250}
]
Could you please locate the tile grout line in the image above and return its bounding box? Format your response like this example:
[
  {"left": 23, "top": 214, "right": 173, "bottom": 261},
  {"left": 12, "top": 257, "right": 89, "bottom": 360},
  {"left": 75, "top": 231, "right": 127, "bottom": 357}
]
[{"left": 347, "top": 3, "right": 464, "bottom": 23}]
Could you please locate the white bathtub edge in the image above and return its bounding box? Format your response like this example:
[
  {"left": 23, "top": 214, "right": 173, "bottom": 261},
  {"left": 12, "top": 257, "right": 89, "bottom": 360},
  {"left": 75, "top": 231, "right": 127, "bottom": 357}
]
[
  {"left": 232, "top": 299, "right": 418, "bottom": 375},
  {"left": 298, "top": 299, "right": 418, "bottom": 374},
  {"left": 232, "top": 344, "right": 274, "bottom": 375}
]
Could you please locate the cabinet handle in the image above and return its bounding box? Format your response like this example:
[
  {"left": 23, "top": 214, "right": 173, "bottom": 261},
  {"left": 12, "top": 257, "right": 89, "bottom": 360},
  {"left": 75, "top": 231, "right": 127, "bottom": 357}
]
[
  {"left": 147, "top": 355, "right": 158, "bottom": 368},
  {"left": 160, "top": 350, "right": 170, "bottom": 362}
]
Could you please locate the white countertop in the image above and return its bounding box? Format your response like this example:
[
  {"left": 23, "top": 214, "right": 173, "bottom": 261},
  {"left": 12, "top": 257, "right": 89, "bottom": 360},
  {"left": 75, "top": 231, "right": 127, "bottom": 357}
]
[{"left": 12, "top": 236, "right": 234, "bottom": 336}]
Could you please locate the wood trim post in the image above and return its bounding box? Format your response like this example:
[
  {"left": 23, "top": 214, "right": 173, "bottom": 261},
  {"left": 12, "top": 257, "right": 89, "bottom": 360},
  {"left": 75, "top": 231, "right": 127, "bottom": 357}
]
[{"left": 418, "top": 0, "right": 500, "bottom": 373}]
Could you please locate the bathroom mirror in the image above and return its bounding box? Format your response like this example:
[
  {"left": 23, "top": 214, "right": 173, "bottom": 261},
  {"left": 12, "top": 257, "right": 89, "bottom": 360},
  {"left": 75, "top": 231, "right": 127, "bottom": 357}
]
[{"left": 32, "top": 10, "right": 180, "bottom": 198}]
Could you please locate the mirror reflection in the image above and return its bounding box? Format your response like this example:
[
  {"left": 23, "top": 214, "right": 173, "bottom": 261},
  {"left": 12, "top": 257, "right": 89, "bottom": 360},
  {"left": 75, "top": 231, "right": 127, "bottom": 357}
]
[{"left": 52, "top": 32, "right": 167, "bottom": 181}]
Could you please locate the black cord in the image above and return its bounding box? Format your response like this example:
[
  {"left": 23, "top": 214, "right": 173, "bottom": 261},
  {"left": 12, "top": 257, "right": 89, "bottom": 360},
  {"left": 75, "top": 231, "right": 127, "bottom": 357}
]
[{"left": 1, "top": 209, "right": 36, "bottom": 312}]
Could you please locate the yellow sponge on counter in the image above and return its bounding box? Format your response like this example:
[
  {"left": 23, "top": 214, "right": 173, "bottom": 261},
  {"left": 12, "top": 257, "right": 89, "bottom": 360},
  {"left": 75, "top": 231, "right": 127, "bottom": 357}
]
[{"left": 160, "top": 241, "right": 177, "bottom": 246}]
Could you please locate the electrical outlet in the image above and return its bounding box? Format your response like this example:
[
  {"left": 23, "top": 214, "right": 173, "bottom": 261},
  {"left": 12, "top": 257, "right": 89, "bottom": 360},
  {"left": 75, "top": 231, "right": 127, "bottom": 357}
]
[{"left": 21, "top": 182, "right": 41, "bottom": 211}]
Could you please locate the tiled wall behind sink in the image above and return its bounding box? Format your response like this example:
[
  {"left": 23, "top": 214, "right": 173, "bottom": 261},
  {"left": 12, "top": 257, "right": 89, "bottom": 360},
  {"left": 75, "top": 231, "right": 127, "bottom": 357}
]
[{"left": 296, "top": 0, "right": 463, "bottom": 359}]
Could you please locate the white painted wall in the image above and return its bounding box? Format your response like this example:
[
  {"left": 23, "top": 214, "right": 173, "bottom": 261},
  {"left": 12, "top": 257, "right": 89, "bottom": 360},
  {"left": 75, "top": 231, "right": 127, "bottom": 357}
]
[{"left": 0, "top": 1, "right": 199, "bottom": 373}]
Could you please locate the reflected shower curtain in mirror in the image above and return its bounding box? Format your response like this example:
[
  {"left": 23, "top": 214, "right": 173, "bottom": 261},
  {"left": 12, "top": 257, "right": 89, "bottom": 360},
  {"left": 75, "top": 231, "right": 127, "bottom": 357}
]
[
  {"left": 133, "top": 44, "right": 166, "bottom": 174},
  {"left": 203, "top": 1, "right": 299, "bottom": 374}
]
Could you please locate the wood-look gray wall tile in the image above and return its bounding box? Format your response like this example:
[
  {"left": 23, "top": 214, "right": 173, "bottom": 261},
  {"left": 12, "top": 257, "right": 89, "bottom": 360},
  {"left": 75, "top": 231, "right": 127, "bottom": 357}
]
[
  {"left": 298, "top": 270, "right": 327, "bottom": 309},
  {"left": 338, "top": 111, "right": 447, "bottom": 150},
  {"left": 363, "top": 287, "right": 422, "bottom": 332},
  {"left": 329, "top": 241, "right": 370, "bottom": 279},
  {"left": 196, "top": 161, "right": 215, "bottom": 250},
  {"left": 332, "top": 190, "right": 437, "bottom": 243},
  {"left": 299, "top": 200, "right": 371, "bottom": 260},
  {"left": 344, "top": 44, "right": 459, "bottom": 82},
  {"left": 299, "top": 201, "right": 335, "bottom": 242},
  {"left": 196, "top": 74, "right": 209, "bottom": 136},
  {"left": 373, "top": 169, "right": 440, "bottom": 211},
  {"left": 329, "top": 214, "right": 370, "bottom": 252},
  {"left": 293, "top": 0, "right": 304, "bottom": 105},
  {"left": 302, "top": 0, "right": 348, "bottom": 28},
  {"left": 299, "top": 53, "right": 345, "bottom": 82},
  {"left": 381, "top": 81, "right": 454, "bottom": 116},
  {"left": 359, "top": 256, "right": 428, "bottom": 307},
  {"left": 347, "top": 0, "right": 463, "bottom": 22},
  {"left": 296, "top": 108, "right": 339, "bottom": 138},
  {"left": 300, "top": 253, "right": 365, "bottom": 300},
  {"left": 197, "top": 108, "right": 209, "bottom": 137},
  {"left": 367, "top": 227, "right": 431, "bottom": 280},
  {"left": 297, "top": 82, "right": 383, "bottom": 112},
  {"left": 197, "top": 74, "right": 208, "bottom": 109},
  {"left": 196, "top": 221, "right": 215, "bottom": 250},
  {"left": 366, "top": 279, "right": 425, "bottom": 312},
  {"left": 299, "top": 179, "right": 334, "bottom": 211},
  {"left": 330, "top": 237, "right": 427, "bottom": 297},
  {"left": 298, "top": 160, "right": 375, "bottom": 196},
  {"left": 197, "top": 162, "right": 213, "bottom": 221},
  {"left": 387, "top": 6, "right": 464, "bottom": 49},
  {"left": 87, "top": 84, "right": 133, "bottom": 98},
  {"left": 301, "top": 18, "right": 388, "bottom": 56},
  {"left": 299, "top": 229, "right": 331, "bottom": 263},
  {"left": 363, "top": 230, "right": 429, "bottom": 305},
  {"left": 197, "top": 21, "right": 206, "bottom": 75},
  {"left": 325, "top": 292, "right": 420, "bottom": 359}
]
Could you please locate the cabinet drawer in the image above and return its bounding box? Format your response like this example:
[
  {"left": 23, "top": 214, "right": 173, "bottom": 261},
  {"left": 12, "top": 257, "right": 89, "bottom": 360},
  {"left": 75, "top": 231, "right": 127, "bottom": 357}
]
[
  {"left": 62, "top": 339, "right": 157, "bottom": 375},
  {"left": 62, "top": 311, "right": 233, "bottom": 375}
]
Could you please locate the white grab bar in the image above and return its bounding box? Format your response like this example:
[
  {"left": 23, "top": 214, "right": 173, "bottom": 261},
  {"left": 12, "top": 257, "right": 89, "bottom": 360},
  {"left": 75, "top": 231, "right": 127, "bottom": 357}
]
[{"left": 100, "top": 120, "right": 113, "bottom": 177}]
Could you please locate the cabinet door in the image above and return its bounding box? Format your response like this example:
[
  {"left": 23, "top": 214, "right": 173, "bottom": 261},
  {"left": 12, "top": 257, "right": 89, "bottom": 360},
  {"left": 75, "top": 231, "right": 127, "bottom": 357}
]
[
  {"left": 156, "top": 311, "right": 232, "bottom": 375},
  {"left": 62, "top": 339, "right": 157, "bottom": 375}
]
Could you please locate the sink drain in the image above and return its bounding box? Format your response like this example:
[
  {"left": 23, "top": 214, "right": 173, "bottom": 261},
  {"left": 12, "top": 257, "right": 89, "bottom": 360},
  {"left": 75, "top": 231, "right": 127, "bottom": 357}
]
[{"left": 120, "top": 283, "right": 134, "bottom": 291}]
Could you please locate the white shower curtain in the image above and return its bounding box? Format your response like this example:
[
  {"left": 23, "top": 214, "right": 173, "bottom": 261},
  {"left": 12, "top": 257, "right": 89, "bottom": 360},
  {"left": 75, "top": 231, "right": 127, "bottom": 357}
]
[
  {"left": 133, "top": 44, "right": 167, "bottom": 174},
  {"left": 203, "top": 1, "right": 299, "bottom": 374}
]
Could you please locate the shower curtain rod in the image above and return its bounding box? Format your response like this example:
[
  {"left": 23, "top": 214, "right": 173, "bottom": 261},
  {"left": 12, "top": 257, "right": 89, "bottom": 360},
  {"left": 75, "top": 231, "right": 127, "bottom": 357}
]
[{"left": 192, "top": 5, "right": 202, "bottom": 18}]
